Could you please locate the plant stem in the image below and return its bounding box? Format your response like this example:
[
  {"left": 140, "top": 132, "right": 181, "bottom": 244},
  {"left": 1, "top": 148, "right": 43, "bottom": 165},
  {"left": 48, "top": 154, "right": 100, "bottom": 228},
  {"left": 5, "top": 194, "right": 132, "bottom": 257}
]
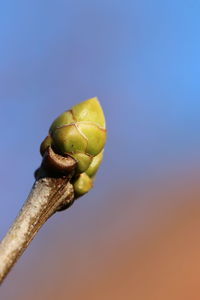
[{"left": 0, "top": 171, "right": 74, "bottom": 284}]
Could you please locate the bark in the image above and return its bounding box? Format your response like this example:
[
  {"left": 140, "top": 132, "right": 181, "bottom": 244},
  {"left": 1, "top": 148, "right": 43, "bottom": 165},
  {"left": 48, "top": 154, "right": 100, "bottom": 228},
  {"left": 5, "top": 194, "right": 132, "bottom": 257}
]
[{"left": 0, "top": 169, "right": 74, "bottom": 284}]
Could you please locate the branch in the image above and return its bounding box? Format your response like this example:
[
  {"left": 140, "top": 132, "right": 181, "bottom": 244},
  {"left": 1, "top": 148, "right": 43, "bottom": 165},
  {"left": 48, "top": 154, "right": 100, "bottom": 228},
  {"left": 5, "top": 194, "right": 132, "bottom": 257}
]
[
  {"left": 0, "top": 169, "right": 74, "bottom": 284},
  {"left": 0, "top": 97, "right": 106, "bottom": 284}
]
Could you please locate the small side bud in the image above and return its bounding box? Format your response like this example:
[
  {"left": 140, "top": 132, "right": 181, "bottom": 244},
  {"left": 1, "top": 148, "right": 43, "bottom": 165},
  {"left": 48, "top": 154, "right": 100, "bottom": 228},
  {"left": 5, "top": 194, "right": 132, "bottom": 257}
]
[
  {"left": 40, "top": 136, "right": 52, "bottom": 156},
  {"left": 73, "top": 173, "right": 93, "bottom": 197},
  {"left": 86, "top": 151, "right": 104, "bottom": 178}
]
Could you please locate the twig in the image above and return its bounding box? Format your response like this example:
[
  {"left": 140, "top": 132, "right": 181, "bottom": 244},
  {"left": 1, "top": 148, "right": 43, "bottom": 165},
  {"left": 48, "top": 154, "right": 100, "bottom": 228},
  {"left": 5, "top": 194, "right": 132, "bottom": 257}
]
[
  {"left": 0, "top": 168, "right": 74, "bottom": 284},
  {"left": 0, "top": 97, "right": 106, "bottom": 285}
]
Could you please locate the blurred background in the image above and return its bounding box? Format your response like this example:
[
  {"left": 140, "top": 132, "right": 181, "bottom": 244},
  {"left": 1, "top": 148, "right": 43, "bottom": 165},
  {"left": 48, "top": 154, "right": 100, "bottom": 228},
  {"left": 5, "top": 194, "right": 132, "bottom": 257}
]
[{"left": 0, "top": 0, "right": 200, "bottom": 299}]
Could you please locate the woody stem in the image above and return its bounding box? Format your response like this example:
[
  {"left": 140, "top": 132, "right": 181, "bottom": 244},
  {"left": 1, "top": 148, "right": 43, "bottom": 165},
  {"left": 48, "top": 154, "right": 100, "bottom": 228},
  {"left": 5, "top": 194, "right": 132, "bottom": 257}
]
[{"left": 0, "top": 170, "right": 74, "bottom": 284}]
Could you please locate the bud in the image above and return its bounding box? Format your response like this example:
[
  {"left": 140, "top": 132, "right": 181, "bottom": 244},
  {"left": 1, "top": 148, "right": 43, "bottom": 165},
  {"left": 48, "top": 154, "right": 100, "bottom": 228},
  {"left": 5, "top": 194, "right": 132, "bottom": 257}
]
[
  {"left": 73, "top": 150, "right": 104, "bottom": 197},
  {"left": 85, "top": 150, "right": 104, "bottom": 178},
  {"left": 73, "top": 173, "right": 93, "bottom": 197},
  {"left": 40, "top": 135, "right": 52, "bottom": 156},
  {"left": 40, "top": 97, "right": 106, "bottom": 199},
  {"left": 49, "top": 97, "right": 106, "bottom": 173}
]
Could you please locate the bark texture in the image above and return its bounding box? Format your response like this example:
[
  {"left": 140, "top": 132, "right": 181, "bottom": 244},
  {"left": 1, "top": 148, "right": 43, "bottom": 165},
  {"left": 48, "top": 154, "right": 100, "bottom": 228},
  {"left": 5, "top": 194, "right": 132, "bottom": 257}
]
[{"left": 0, "top": 173, "right": 74, "bottom": 284}]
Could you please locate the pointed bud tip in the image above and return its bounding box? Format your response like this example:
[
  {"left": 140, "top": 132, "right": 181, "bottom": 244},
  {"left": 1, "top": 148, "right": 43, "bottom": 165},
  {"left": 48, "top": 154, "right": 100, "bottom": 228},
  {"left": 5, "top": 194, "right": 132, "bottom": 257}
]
[
  {"left": 81, "top": 96, "right": 100, "bottom": 105},
  {"left": 71, "top": 96, "right": 106, "bottom": 129},
  {"left": 78, "top": 97, "right": 103, "bottom": 113}
]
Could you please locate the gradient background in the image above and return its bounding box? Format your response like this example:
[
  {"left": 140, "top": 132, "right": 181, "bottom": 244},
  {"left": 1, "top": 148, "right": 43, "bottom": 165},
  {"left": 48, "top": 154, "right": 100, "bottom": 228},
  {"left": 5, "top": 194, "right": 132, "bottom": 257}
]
[{"left": 1, "top": 1, "right": 200, "bottom": 299}]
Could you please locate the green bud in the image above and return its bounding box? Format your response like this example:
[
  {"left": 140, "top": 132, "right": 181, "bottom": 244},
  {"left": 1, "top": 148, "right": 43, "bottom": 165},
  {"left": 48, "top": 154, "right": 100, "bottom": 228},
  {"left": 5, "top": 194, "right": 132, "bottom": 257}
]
[
  {"left": 71, "top": 152, "right": 93, "bottom": 173},
  {"left": 86, "top": 150, "right": 104, "bottom": 178},
  {"left": 73, "top": 150, "right": 104, "bottom": 198},
  {"left": 77, "top": 122, "right": 106, "bottom": 156},
  {"left": 71, "top": 97, "right": 106, "bottom": 128},
  {"left": 73, "top": 173, "right": 93, "bottom": 197},
  {"left": 39, "top": 97, "right": 106, "bottom": 202},
  {"left": 51, "top": 124, "right": 88, "bottom": 154},
  {"left": 49, "top": 97, "right": 106, "bottom": 173},
  {"left": 40, "top": 135, "right": 52, "bottom": 156},
  {"left": 49, "top": 111, "right": 74, "bottom": 134}
]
